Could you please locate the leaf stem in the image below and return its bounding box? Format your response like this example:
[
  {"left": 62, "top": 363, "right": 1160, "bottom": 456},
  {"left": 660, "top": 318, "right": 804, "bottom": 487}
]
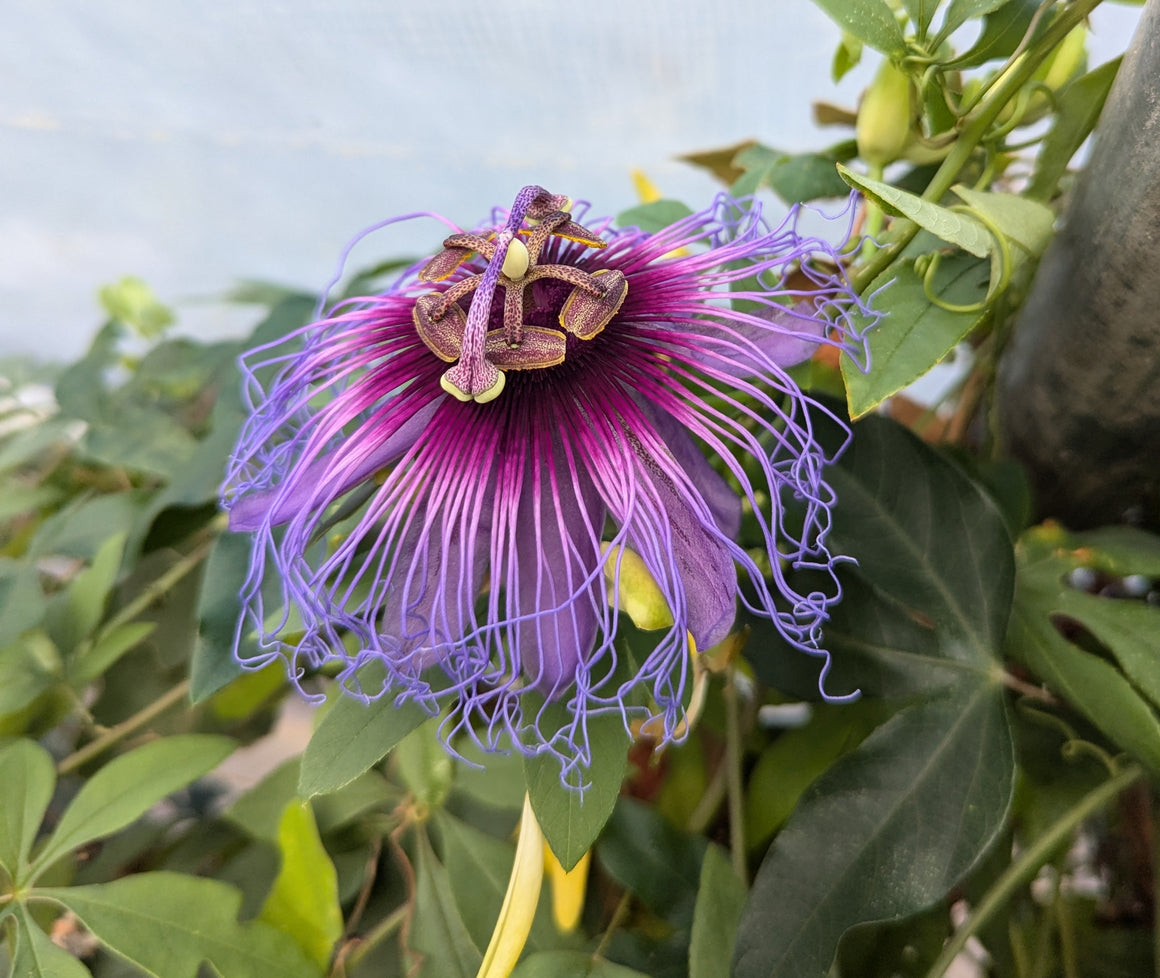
[
  {"left": 57, "top": 678, "right": 191, "bottom": 776},
  {"left": 341, "top": 904, "right": 409, "bottom": 972},
  {"left": 921, "top": 762, "right": 1144, "bottom": 978}
]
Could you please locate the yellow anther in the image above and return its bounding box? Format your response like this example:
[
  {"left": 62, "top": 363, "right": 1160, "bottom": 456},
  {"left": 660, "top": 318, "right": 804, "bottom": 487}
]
[
  {"left": 477, "top": 794, "right": 545, "bottom": 978},
  {"left": 501, "top": 237, "right": 530, "bottom": 281},
  {"left": 440, "top": 366, "right": 506, "bottom": 404},
  {"left": 473, "top": 369, "right": 506, "bottom": 403},
  {"left": 544, "top": 847, "right": 590, "bottom": 933},
  {"left": 439, "top": 373, "right": 474, "bottom": 402}
]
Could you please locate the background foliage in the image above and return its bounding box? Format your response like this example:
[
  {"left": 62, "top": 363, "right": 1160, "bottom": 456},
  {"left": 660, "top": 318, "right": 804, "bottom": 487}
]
[{"left": 3, "top": 1, "right": 1159, "bottom": 976}]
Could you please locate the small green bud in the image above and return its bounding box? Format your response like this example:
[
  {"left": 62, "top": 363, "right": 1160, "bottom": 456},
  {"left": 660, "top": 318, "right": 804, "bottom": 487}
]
[{"left": 856, "top": 59, "right": 913, "bottom": 168}]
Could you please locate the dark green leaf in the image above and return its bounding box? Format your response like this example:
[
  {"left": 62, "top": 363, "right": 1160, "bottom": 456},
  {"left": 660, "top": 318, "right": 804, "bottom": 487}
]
[
  {"left": 511, "top": 951, "right": 651, "bottom": 978},
  {"left": 298, "top": 684, "right": 429, "bottom": 797},
  {"left": 0, "top": 558, "right": 47, "bottom": 647},
  {"left": 524, "top": 710, "right": 628, "bottom": 872},
  {"left": 842, "top": 255, "right": 990, "bottom": 417},
  {"left": 1073, "top": 525, "right": 1160, "bottom": 577},
  {"left": 0, "top": 739, "right": 56, "bottom": 879},
  {"left": 946, "top": 0, "right": 1042, "bottom": 68},
  {"left": 811, "top": 0, "right": 906, "bottom": 54},
  {"left": 30, "top": 735, "right": 234, "bottom": 879},
  {"left": 40, "top": 872, "right": 321, "bottom": 978},
  {"left": 10, "top": 903, "right": 94, "bottom": 978},
  {"left": 259, "top": 802, "right": 343, "bottom": 970},
  {"left": 45, "top": 533, "right": 125, "bottom": 656},
  {"left": 395, "top": 718, "right": 454, "bottom": 809},
  {"left": 1029, "top": 58, "right": 1122, "bottom": 201},
  {"left": 69, "top": 622, "right": 156, "bottom": 687},
  {"left": 616, "top": 200, "right": 694, "bottom": 233},
  {"left": 409, "top": 828, "right": 483, "bottom": 978},
  {"left": 190, "top": 532, "right": 253, "bottom": 702},
  {"left": 733, "top": 691, "right": 1014, "bottom": 978},
  {"left": 939, "top": 0, "right": 1009, "bottom": 37},
  {"left": 688, "top": 845, "right": 747, "bottom": 978}
]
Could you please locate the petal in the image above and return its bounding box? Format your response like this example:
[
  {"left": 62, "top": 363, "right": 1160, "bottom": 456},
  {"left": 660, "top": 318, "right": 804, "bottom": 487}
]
[
  {"left": 512, "top": 444, "right": 606, "bottom": 695},
  {"left": 227, "top": 399, "right": 439, "bottom": 531}
]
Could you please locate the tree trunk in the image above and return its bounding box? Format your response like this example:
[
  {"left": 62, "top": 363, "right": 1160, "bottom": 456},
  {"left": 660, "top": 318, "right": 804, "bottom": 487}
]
[{"left": 996, "top": 0, "right": 1160, "bottom": 529}]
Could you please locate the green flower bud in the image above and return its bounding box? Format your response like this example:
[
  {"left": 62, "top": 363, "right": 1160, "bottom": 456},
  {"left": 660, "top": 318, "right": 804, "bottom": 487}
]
[{"left": 857, "top": 59, "right": 913, "bottom": 167}]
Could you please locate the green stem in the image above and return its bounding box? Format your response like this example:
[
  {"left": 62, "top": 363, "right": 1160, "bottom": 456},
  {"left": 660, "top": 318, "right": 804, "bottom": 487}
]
[
  {"left": 921, "top": 763, "right": 1144, "bottom": 978},
  {"left": 57, "top": 678, "right": 192, "bottom": 776},
  {"left": 724, "top": 667, "right": 747, "bottom": 881},
  {"left": 850, "top": 0, "right": 1106, "bottom": 295},
  {"left": 342, "top": 904, "right": 408, "bottom": 972}
]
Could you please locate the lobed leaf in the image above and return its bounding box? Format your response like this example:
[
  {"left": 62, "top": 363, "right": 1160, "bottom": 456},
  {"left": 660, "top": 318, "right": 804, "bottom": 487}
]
[
  {"left": 0, "top": 738, "right": 56, "bottom": 879},
  {"left": 9, "top": 903, "right": 94, "bottom": 978}
]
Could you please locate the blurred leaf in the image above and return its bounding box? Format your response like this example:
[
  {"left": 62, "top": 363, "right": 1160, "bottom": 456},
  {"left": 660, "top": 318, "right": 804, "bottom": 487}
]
[
  {"left": 0, "top": 558, "right": 47, "bottom": 646},
  {"left": 832, "top": 31, "right": 864, "bottom": 81},
  {"left": 946, "top": 0, "right": 1042, "bottom": 68},
  {"left": 45, "top": 533, "right": 126, "bottom": 656},
  {"left": 525, "top": 710, "right": 628, "bottom": 872},
  {"left": 841, "top": 254, "right": 990, "bottom": 418},
  {"left": 208, "top": 662, "right": 285, "bottom": 720},
  {"left": 1029, "top": 58, "right": 1122, "bottom": 201},
  {"left": 10, "top": 903, "right": 94, "bottom": 978},
  {"left": 0, "top": 633, "right": 58, "bottom": 720},
  {"left": 596, "top": 798, "right": 706, "bottom": 924},
  {"left": 30, "top": 735, "right": 234, "bottom": 880},
  {"left": 616, "top": 200, "right": 694, "bottom": 233},
  {"left": 225, "top": 759, "right": 303, "bottom": 842},
  {"left": 838, "top": 165, "right": 992, "bottom": 256},
  {"left": 1006, "top": 526, "right": 1160, "bottom": 773},
  {"left": 298, "top": 684, "right": 428, "bottom": 797},
  {"left": 0, "top": 738, "right": 55, "bottom": 877},
  {"left": 453, "top": 740, "right": 527, "bottom": 812},
  {"left": 395, "top": 718, "right": 454, "bottom": 809},
  {"left": 69, "top": 622, "right": 155, "bottom": 687},
  {"left": 940, "top": 0, "right": 1009, "bottom": 37},
  {"left": 1072, "top": 526, "right": 1160, "bottom": 577},
  {"left": 0, "top": 485, "right": 62, "bottom": 523},
  {"left": 733, "top": 690, "right": 1013, "bottom": 978},
  {"left": 259, "top": 802, "right": 343, "bottom": 970},
  {"left": 678, "top": 141, "right": 756, "bottom": 186},
  {"left": 0, "top": 419, "right": 76, "bottom": 477},
  {"left": 810, "top": 0, "right": 905, "bottom": 55},
  {"left": 901, "top": 0, "right": 939, "bottom": 33},
  {"left": 40, "top": 872, "right": 321, "bottom": 978},
  {"left": 688, "top": 845, "right": 746, "bottom": 978},
  {"left": 27, "top": 493, "right": 144, "bottom": 563},
  {"left": 744, "top": 700, "right": 891, "bottom": 849},
  {"left": 409, "top": 828, "right": 483, "bottom": 978},
  {"left": 98, "top": 277, "right": 174, "bottom": 339},
  {"left": 190, "top": 532, "right": 253, "bottom": 702},
  {"left": 511, "top": 952, "right": 651, "bottom": 977}
]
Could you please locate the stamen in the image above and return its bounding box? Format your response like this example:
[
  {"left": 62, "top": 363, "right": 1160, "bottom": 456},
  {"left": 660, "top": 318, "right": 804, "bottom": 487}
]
[{"left": 501, "top": 237, "right": 530, "bottom": 281}]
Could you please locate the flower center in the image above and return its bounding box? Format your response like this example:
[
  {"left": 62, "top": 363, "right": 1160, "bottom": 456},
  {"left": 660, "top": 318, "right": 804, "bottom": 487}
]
[{"left": 412, "top": 186, "right": 629, "bottom": 403}]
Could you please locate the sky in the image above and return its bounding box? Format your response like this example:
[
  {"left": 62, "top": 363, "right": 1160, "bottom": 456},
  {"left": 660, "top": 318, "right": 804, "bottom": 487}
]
[{"left": 0, "top": 0, "right": 1143, "bottom": 362}]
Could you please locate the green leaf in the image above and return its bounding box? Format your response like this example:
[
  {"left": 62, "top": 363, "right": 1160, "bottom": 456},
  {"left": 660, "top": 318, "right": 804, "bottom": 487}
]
[
  {"left": 511, "top": 951, "right": 651, "bottom": 977},
  {"left": 0, "top": 739, "right": 56, "bottom": 878},
  {"left": 949, "top": 185, "right": 1056, "bottom": 257},
  {"left": 524, "top": 710, "right": 628, "bottom": 872},
  {"left": 298, "top": 684, "right": 429, "bottom": 797},
  {"left": 190, "top": 532, "right": 254, "bottom": 702},
  {"left": 69, "top": 622, "right": 156, "bottom": 687},
  {"left": 733, "top": 690, "right": 1014, "bottom": 978},
  {"left": 10, "top": 903, "right": 94, "bottom": 978},
  {"left": 939, "top": 0, "right": 1009, "bottom": 37},
  {"left": 900, "top": 0, "right": 939, "bottom": 33},
  {"left": 828, "top": 416, "right": 1015, "bottom": 661},
  {"left": 30, "top": 735, "right": 234, "bottom": 879},
  {"left": 1073, "top": 526, "right": 1160, "bottom": 577},
  {"left": 98, "top": 276, "right": 174, "bottom": 338},
  {"left": 259, "top": 802, "right": 343, "bottom": 970},
  {"left": 596, "top": 798, "right": 706, "bottom": 923},
  {"left": 0, "top": 634, "right": 58, "bottom": 720},
  {"left": 0, "top": 485, "right": 62, "bottom": 523},
  {"left": 810, "top": 0, "right": 905, "bottom": 55},
  {"left": 39, "top": 872, "right": 321, "bottom": 978},
  {"left": 838, "top": 164, "right": 992, "bottom": 257},
  {"left": 688, "top": 845, "right": 747, "bottom": 978},
  {"left": 841, "top": 255, "right": 990, "bottom": 417},
  {"left": 0, "top": 558, "right": 47, "bottom": 647},
  {"left": 45, "top": 533, "right": 126, "bottom": 656},
  {"left": 409, "top": 828, "right": 483, "bottom": 978},
  {"left": 744, "top": 701, "right": 891, "bottom": 849},
  {"left": 1029, "top": 58, "right": 1122, "bottom": 201},
  {"left": 946, "top": 0, "right": 1041, "bottom": 68},
  {"left": 616, "top": 200, "right": 694, "bottom": 233},
  {"left": 395, "top": 718, "right": 454, "bottom": 809},
  {"left": 1005, "top": 526, "right": 1160, "bottom": 773}
]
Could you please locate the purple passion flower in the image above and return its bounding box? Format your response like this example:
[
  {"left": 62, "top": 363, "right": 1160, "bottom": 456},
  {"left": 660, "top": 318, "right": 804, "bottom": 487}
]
[{"left": 222, "top": 186, "right": 871, "bottom": 776}]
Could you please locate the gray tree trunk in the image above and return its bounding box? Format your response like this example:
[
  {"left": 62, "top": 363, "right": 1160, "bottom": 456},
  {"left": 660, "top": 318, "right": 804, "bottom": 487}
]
[{"left": 996, "top": 0, "right": 1160, "bottom": 529}]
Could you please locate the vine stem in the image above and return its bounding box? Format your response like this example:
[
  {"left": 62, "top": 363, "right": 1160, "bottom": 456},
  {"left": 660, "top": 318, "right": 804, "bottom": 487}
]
[
  {"left": 850, "top": 0, "right": 1107, "bottom": 296},
  {"left": 724, "top": 667, "right": 747, "bottom": 880},
  {"left": 921, "top": 762, "right": 1144, "bottom": 978},
  {"left": 57, "top": 678, "right": 192, "bottom": 776}
]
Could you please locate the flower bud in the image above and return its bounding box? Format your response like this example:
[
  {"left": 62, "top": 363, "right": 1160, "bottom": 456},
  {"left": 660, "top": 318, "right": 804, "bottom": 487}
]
[{"left": 856, "top": 59, "right": 913, "bottom": 168}]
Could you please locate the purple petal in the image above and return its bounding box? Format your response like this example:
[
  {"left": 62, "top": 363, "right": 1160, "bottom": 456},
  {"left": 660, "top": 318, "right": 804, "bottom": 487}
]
[{"left": 227, "top": 399, "right": 439, "bottom": 531}]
